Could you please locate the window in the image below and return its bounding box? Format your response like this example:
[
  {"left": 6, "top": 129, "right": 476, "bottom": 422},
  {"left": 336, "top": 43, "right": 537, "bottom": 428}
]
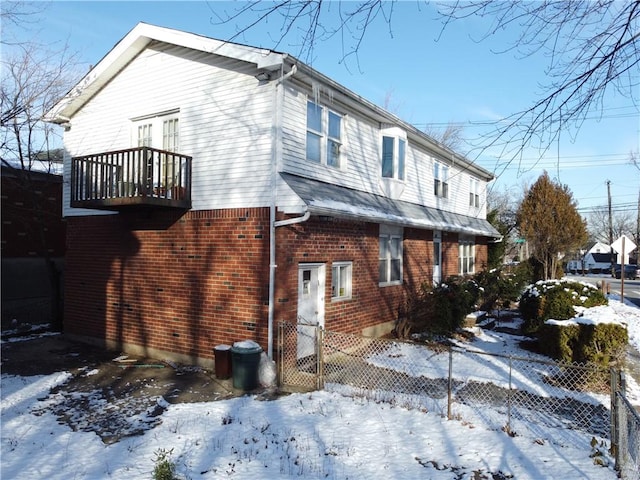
[
  {"left": 332, "top": 262, "right": 352, "bottom": 300},
  {"left": 434, "top": 162, "right": 449, "bottom": 198},
  {"left": 469, "top": 178, "right": 480, "bottom": 208},
  {"left": 163, "top": 118, "right": 179, "bottom": 152},
  {"left": 132, "top": 111, "right": 183, "bottom": 195},
  {"left": 137, "top": 123, "right": 153, "bottom": 147},
  {"left": 379, "top": 225, "right": 403, "bottom": 285},
  {"left": 459, "top": 236, "right": 475, "bottom": 275},
  {"left": 381, "top": 135, "right": 406, "bottom": 180},
  {"left": 306, "top": 100, "right": 343, "bottom": 168},
  {"left": 134, "top": 114, "right": 179, "bottom": 150}
]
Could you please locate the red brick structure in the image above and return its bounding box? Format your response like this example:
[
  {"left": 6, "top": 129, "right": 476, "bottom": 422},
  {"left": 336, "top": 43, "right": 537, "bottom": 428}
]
[
  {"left": 1, "top": 167, "right": 66, "bottom": 258},
  {"left": 1, "top": 167, "right": 66, "bottom": 329},
  {"left": 64, "top": 208, "right": 486, "bottom": 364}
]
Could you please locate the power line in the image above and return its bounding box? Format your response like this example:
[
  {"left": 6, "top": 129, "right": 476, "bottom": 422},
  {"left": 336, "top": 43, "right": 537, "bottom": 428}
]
[{"left": 415, "top": 111, "right": 639, "bottom": 129}]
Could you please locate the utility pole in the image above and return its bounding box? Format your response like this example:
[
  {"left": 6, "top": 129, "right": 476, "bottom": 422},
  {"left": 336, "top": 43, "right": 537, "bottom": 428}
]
[
  {"left": 607, "top": 180, "right": 614, "bottom": 275},
  {"left": 636, "top": 188, "right": 640, "bottom": 256}
]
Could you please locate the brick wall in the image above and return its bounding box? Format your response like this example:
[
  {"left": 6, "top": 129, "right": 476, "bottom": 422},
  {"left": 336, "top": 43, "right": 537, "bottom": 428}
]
[
  {"left": 65, "top": 208, "right": 271, "bottom": 362},
  {"left": 1, "top": 168, "right": 66, "bottom": 258},
  {"left": 65, "top": 208, "right": 489, "bottom": 363},
  {"left": 274, "top": 219, "right": 447, "bottom": 335}
]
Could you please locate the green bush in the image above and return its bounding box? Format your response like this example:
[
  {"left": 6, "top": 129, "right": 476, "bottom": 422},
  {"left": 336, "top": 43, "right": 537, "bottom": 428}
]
[
  {"left": 397, "top": 277, "right": 481, "bottom": 338},
  {"left": 519, "top": 279, "right": 608, "bottom": 334},
  {"left": 540, "top": 322, "right": 627, "bottom": 367},
  {"left": 152, "top": 448, "right": 177, "bottom": 480},
  {"left": 473, "top": 264, "right": 532, "bottom": 311},
  {"left": 540, "top": 322, "right": 580, "bottom": 362}
]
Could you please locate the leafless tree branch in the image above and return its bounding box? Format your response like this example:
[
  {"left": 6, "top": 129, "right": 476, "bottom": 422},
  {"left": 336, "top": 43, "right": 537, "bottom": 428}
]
[{"left": 209, "top": 0, "right": 639, "bottom": 168}]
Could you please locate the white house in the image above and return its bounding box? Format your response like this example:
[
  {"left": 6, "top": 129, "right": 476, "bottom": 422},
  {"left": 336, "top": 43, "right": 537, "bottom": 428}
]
[{"left": 46, "top": 23, "right": 500, "bottom": 367}]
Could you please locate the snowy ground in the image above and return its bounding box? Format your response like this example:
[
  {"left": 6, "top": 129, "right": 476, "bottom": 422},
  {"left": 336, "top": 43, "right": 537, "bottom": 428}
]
[{"left": 2, "top": 293, "right": 640, "bottom": 479}]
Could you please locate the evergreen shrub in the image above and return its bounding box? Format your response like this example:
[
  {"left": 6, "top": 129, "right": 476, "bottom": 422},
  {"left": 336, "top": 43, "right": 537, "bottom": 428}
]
[
  {"left": 540, "top": 322, "right": 627, "bottom": 366},
  {"left": 519, "top": 279, "right": 608, "bottom": 334},
  {"left": 397, "top": 277, "right": 481, "bottom": 338}
]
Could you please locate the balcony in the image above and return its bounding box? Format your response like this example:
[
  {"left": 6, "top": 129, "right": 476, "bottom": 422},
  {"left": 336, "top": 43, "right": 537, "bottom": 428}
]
[{"left": 70, "top": 147, "right": 192, "bottom": 210}]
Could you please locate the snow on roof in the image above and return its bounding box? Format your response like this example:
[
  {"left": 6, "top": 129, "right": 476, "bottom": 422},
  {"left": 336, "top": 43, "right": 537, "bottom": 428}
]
[{"left": 281, "top": 172, "right": 501, "bottom": 238}]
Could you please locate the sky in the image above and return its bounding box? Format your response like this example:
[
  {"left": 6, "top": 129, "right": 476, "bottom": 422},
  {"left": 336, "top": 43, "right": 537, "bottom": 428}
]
[
  {"left": 3, "top": 288, "right": 640, "bottom": 479},
  {"left": 4, "top": 1, "right": 639, "bottom": 218}
]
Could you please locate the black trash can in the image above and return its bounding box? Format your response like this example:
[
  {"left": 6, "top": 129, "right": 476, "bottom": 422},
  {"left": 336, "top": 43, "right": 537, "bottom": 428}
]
[
  {"left": 231, "top": 340, "right": 263, "bottom": 390},
  {"left": 213, "top": 344, "right": 232, "bottom": 379}
]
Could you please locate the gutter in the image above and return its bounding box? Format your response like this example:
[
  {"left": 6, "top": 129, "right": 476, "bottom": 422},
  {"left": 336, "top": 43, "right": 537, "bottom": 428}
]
[{"left": 274, "top": 209, "right": 310, "bottom": 227}]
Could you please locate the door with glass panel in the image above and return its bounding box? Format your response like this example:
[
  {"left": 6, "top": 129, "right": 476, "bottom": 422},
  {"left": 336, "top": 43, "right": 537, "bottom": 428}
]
[
  {"left": 297, "top": 264, "right": 325, "bottom": 359},
  {"left": 433, "top": 231, "right": 442, "bottom": 285}
]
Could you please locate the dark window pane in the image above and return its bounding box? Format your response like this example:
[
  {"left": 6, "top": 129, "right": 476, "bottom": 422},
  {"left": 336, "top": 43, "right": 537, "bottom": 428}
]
[{"left": 382, "top": 136, "right": 394, "bottom": 178}]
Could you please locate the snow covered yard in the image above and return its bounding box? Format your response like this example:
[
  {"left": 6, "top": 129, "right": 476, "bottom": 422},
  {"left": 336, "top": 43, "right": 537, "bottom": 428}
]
[{"left": 2, "top": 295, "right": 639, "bottom": 479}]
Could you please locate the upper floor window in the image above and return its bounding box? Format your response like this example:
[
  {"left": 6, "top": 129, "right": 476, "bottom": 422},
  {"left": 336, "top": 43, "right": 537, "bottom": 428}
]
[
  {"left": 379, "top": 225, "right": 403, "bottom": 285},
  {"left": 469, "top": 177, "right": 480, "bottom": 208},
  {"left": 133, "top": 111, "right": 180, "bottom": 151},
  {"left": 381, "top": 132, "right": 406, "bottom": 180},
  {"left": 132, "top": 111, "right": 182, "bottom": 192},
  {"left": 306, "top": 101, "right": 343, "bottom": 168},
  {"left": 434, "top": 162, "right": 449, "bottom": 198},
  {"left": 459, "top": 236, "right": 475, "bottom": 275},
  {"left": 163, "top": 118, "right": 179, "bottom": 152}
]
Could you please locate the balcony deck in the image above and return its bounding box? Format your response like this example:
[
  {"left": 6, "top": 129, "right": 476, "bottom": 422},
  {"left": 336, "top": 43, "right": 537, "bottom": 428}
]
[{"left": 70, "top": 147, "right": 192, "bottom": 210}]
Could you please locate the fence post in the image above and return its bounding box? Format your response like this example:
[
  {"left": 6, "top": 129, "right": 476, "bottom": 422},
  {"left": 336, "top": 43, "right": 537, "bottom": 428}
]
[
  {"left": 610, "top": 368, "right": 619, "bottom": 467},
  {"left": 447, "top": 347, "right": 453, "bottom": 420},
  {"left": 317, "top": 325, "right": 324, "bottom": 390},
  {"left": 507, "top": 356, "right": 513, "bottom": 434}
]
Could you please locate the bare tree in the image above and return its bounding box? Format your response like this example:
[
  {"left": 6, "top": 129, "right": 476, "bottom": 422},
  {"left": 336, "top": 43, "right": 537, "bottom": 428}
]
[
  {"left": 210, "top": 1, "right": 401, "bottom": 69},
  {"left": 423, "top": 122, "right": 465, "bottom": 151},
  {"left": 587, "top": 206, "right": 636, "bottom": 245},
  {"left": 0, "top": 1, "right": 44, "bottom": 46},
  {"left": 438, "top": 1, "right": 639, "bottom": 163},
  {"left": 1, "top": 6, "right": 81, "bottom": 330},
  {"left": 210, "top": 1, "right": 639, "bottom": 161}
]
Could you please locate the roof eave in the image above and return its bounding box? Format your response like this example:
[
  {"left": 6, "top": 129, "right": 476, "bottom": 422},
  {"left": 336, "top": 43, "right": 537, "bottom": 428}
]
[{"left": 46, "top": 22, "right": 287, "bottom": 123}]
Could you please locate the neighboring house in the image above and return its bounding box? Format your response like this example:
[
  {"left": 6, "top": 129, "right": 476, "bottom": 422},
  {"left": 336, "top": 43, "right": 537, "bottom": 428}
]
[
  {"left": 1, "top": 166, "right": 66, "bottom": 329},
  {"left": 583, "top": 253, "right": 616, "bottom": 273},
  {"left": 566, "top": 242, "right": 617, "bottom": 274},
  {"left": 46, "top": 23, "right": 500, "bottom": 366}
]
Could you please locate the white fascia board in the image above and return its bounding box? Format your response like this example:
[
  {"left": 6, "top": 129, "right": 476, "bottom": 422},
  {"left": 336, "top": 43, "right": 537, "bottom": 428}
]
[{"left": 46, "top": 22, "right": 286, "bottom": 122}]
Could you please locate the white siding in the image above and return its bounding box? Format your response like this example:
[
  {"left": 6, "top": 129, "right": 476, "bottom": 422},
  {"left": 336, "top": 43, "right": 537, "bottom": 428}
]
[
  {"left": 62, "top": 43, "right": 274, "bottom": 216},
  {"left": 279, "top": 83, "right": 489, "bottom": 219}
]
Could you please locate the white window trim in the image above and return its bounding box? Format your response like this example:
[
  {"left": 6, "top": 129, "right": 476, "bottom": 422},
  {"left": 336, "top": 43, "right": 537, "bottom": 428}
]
[
  {"left": 379, "top": 224, "right": 403, "bottom": 286},
  {"left": 130, "top": 111, "right": 183, "bottom": 194},
  {"left": 331, "top": 261, "right": 353, "bottom": 301},
  {"left": 459, "top": 235, "right": 476, "bottom": 275},
  {"left": 380, "top": 126, "right": 407, "bottom": 181},
  {"left": 434, "top": 161, "right": 449, "bottom": 199},
  {"left": 131, "top": 110, "right": 181, "bottom": 150},
  {"left": 469, "top": 177, "right": 480, "bottom": 208},
  {"left": 306, "top": 100, "right": 345, "bottom": 169}
]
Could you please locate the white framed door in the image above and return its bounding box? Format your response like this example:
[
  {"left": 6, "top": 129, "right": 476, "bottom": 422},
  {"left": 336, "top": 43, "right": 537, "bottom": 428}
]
[
  {"left": 433, "top": 231, "right": 442, "bottom": 285},
  {"left": 297, "top": 263, "right": 325, "bottom": 359}
]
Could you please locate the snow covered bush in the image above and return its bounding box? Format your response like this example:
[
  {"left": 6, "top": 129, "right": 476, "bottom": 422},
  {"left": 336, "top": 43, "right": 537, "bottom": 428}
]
[{"left": 519, "top": 279, "right": 608, "bottom": 334}]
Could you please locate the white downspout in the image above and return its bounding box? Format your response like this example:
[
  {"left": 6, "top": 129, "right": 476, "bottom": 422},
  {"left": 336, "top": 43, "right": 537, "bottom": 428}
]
[{"left": 267, "top": 64, "right": 298, "bottom": 359}]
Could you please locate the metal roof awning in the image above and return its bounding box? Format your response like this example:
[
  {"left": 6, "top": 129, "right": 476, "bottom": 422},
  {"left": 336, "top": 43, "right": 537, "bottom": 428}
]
[{"left": 281, "top": 172, "right": 501, "bottom": 239}]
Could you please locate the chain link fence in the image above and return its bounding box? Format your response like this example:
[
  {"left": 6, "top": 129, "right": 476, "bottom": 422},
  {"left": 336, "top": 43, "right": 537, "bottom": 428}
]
[
  {"left": 611, "top": 371, "right": 640, "bottom": 479},
  {"left": 278, "top": 322, "right": 640, "bottom": 469}
]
